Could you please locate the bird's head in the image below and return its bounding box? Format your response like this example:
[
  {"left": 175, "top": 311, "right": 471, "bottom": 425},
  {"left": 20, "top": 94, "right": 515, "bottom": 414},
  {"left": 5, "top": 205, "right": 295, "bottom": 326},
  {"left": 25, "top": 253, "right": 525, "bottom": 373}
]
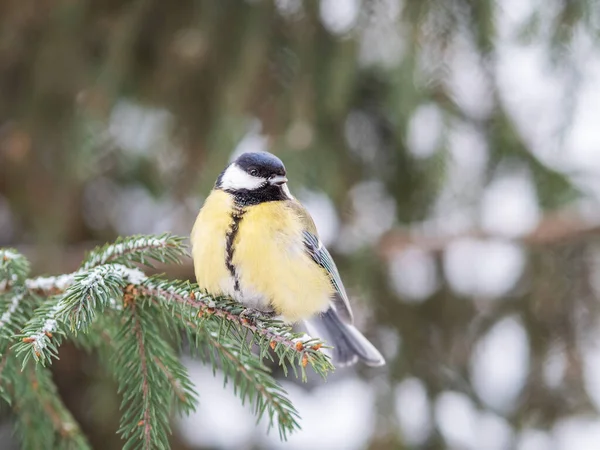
[{"left": 217, "top": 152, "right": 288, "bottom": 191}]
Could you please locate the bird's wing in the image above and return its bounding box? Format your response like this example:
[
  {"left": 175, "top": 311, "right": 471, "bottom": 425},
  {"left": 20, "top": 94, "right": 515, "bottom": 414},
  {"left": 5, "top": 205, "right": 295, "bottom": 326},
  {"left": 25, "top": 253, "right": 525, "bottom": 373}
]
[
  {"left": 286, "top": 200, "right": 354, "bottom": 324},
  {"left": 302, "top": 231, "right": 354, "bottom": 324}
]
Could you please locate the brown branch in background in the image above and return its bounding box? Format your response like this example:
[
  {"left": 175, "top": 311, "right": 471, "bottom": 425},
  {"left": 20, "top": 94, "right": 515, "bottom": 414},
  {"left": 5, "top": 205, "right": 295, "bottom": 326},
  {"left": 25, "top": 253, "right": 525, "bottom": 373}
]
[
  {"left": 378, "top": 209, "right": 600, "bottom": 258},
  {"left": 14, "top": 210, "right": 600, "bottom": 277}
]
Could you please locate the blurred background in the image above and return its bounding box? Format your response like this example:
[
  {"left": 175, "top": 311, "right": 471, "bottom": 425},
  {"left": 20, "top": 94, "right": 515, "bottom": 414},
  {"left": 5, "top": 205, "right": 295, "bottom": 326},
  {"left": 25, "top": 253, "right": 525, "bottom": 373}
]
[{"left": 1, "top": 0, "right": 600, "bottom": 448}]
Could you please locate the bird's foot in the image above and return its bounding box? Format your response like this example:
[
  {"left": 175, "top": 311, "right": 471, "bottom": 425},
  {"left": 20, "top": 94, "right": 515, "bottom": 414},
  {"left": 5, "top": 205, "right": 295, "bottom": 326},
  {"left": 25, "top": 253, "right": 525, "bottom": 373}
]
[{"left": 240, "top": 308, "right": 276, "bottom": 323}]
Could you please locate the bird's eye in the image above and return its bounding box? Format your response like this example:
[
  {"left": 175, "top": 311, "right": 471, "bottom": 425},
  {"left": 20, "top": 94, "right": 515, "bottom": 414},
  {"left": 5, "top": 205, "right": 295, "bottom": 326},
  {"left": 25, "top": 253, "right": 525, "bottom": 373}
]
[{"left": 249, "top": 168, "right": 258, "bottom": 176}]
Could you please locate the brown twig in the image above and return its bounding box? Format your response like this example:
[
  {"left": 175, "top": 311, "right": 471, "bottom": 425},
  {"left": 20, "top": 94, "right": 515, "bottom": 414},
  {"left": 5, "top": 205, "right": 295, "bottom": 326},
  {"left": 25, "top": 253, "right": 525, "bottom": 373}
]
[
  {"left": 129, "top": 301, "right": 152, "bottom": 450},
  {"left": 378, "top": 209, "right": 600, "bottom": 258},
  {"left": 3, "top": 274, "right": 321, "bottom": 367},
  {"left": 157, "top": 302, "right": 294, "bottom": 423},
  {"left": 204, "top": 332, "right": 292, "bottom": 421},
  {"left": 139, "top": 284, "right": 315, "bottom": 362},
  {"left": 153, "top": 356, "right": 187, "bottom": 404}
]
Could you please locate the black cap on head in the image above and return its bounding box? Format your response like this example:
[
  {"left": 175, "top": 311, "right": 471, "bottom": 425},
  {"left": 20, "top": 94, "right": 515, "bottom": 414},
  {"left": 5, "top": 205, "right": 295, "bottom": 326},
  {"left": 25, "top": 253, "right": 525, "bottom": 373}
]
[
  {"left": 234, "top": 152, "right": 286, "bottom": 179},
  {"left": 216, "top": 151, "right": 290, "bottom": 205}
]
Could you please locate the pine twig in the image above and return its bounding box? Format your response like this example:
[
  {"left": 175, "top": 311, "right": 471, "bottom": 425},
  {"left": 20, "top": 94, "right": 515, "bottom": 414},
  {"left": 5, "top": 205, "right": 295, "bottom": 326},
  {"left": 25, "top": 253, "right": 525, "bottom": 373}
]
[
  {"left": 139, "top": 282, "right": 332, "bottom": 377},
  {"left": 203, "top": 329, "right": 300, "bottom": 435},
  {"left": 81, "top": 234, "right": 186, "bottom": 270},
  {"left": 162, "top": 303, "right": 300, "bottom": 437},
  {"left": 11, "top": 272, "right": 330, "bottom": 374},
  {"left": 153, "top": 356, "right": 188, "bottom": 404},
  {"left": 130, "top": 301, "right": 152, "bottom": 450},
  {"left": 1, "top": 234, "right": 333, "bottom": 447}
]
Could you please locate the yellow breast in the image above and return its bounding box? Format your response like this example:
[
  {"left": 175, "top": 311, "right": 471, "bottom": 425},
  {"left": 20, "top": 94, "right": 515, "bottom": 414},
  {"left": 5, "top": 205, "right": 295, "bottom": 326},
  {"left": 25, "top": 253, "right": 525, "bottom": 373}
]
[
  {"left": 191, "top": 190, "right": 333, "bottom": 323},
  {"left": 233, "top": 201, "right": 333, "bottom": 322},
  {"left": 191, "top": 190, "right": 233, "bottom": 296}
]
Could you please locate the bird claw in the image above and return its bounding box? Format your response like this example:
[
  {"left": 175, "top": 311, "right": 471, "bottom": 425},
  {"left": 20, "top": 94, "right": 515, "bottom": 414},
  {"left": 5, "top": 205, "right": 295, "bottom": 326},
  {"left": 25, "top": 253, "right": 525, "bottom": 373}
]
[{"left": 240, "top": 308, "right": 275, "bottom": 322}]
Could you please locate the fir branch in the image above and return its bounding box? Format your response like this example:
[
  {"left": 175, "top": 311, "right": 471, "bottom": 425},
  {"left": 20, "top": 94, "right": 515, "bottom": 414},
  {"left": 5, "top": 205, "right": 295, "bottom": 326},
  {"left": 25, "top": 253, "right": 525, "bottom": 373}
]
[
  {"left": 156, "top": 301, "right": 301, "bottom": 439},
  {"left": 70, "top": 314, "right": 121, "bottom": 356},
  {"left": 0, "top": 288, "right": 28, "bottom": 340},
  {"left": 26, "top": 273, "right": 78, "bottom": 295},
  {"left": 113, "top": 299, "right": 196, "bottom": 450},
  {"left": 82, "top": 234, "right": 187, "bottom": 269},
  {"left": 26, "top": 366, "right": 88, "bottom": 446},
  {"left": 133, "top": 302, "right": 152, "bottom": 449},
  {"left": 201, "top": 325, "right": 301, "bottom": 439},
  {"left": 0, "top": 349, "right": 11, "bottom": 401},
  {"left": 14, "top": 264, "right": 145, "bottom": 364},
  {"left": 0, "top": 248, "right": 30, "bottom": 288},
  {"left": 4, "top": 355, "right": 91, "bottom": 449},
  {"left": 0, "top": 350, "right": 9, "bottom": 378},
  {"left": 140, "top": 278, "right": 334, "bottom": 380},
  {"left": 13, "top": 297, "right": 64, "bottom": 366},
  {"left": 20, "top": 234, "right": 186, "bottom": 296},
  {"left": 153, "top": 356, "right": 190, "bottom": 408},
  {"left": 79, "top": 312, "right": 197, "bottom": 416},
  {"left": 0, "top": 234, "right": 336, "bottom": 448},
  {"left": 56, "top": 264, "right": 145, "bottom": 332},
  {"left": 11, "top": 271, "right": 333, "bottom": 378}
]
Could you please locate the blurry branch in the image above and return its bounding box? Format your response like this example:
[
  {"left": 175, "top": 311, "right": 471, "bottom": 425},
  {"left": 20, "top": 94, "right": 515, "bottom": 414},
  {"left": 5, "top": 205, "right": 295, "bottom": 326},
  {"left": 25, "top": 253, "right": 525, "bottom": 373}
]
[
  {"left": 378, "top": 209, "right": 600, "bottom": 258},
  {"left": 0, "top": 235, "right": 332, "bottom": 448},
  {"left": 17, "top": 209, "right": 600, "bottom": 277}
]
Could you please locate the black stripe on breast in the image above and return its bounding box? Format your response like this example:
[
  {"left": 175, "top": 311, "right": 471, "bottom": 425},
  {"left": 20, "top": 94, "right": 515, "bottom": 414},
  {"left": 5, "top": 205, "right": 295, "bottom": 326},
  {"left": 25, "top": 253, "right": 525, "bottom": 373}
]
[{"left": 225, "top": 207, "right": 245, "bottom": 292}]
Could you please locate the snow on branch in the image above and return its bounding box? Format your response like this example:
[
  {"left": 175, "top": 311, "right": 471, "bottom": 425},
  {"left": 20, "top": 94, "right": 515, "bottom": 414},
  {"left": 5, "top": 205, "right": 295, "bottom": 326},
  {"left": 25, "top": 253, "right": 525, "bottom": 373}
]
[
  {"left": 0, "top": 290, "right": 25, "bottom": 336},
  {"left": 0, "top": 248, "right": 30, "bottom": 289},
  {"left": 81, "top": 233, "right": 186, "bottom": 269},
  {"left": 140, "top": 278, "right": 333, "bottom": 380},
  {"left": 0, "top": 234, "right": 333, "bottom": 446}
]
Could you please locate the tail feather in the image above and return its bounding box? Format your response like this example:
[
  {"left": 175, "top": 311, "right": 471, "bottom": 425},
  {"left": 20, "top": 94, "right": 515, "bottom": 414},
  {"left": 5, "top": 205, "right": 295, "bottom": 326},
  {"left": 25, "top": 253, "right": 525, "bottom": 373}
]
[{"left": 305, "top": 309, "right": 385, "bottom": 367}]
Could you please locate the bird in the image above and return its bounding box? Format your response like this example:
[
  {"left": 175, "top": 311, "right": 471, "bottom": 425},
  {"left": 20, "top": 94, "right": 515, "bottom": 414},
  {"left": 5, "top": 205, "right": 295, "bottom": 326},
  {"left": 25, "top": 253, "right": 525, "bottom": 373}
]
[{"left": 191, "top": 151, "right": 385, "bottom": 367}]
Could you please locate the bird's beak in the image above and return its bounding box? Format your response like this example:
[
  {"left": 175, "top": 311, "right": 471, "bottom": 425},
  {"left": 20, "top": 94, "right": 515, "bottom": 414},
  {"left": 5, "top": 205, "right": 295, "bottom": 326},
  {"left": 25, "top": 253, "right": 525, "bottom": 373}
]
[{"left": 269, "top": 175, "right": 288, "bottom": 186}]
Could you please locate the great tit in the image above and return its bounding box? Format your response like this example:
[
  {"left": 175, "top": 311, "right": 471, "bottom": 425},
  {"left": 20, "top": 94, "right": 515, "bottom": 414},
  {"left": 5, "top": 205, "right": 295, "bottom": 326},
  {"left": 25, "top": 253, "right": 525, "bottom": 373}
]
[{"left": 191, "top": 151, "right": 385, "bottom": 367}]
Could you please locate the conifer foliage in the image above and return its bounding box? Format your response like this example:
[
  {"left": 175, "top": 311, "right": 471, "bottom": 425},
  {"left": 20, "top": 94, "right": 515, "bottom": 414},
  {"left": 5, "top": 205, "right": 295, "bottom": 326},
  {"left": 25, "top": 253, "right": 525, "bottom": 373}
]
[{"left": 0, "top": 235, "right": 333, "bottom": 449}]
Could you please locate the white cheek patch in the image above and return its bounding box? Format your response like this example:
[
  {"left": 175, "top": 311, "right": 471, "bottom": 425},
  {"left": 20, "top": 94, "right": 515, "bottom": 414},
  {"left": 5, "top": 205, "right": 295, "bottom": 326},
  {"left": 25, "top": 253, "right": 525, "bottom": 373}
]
[{"left": 221, "top": 164, "right": 265, "bottom": 190}]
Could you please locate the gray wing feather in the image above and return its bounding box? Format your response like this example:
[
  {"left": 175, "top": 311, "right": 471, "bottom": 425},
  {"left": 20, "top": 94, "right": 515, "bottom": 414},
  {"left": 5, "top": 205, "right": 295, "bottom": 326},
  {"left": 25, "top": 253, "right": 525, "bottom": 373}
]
[{"left": 303, "top": 231, "right": 354, "bottom": 324}]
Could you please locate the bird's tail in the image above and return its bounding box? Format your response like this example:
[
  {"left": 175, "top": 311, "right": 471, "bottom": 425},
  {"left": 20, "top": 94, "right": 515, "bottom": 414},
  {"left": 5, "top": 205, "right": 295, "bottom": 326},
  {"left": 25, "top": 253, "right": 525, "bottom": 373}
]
[{"left": 304, "top": 308, "right": 385, "bottom": 367}]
